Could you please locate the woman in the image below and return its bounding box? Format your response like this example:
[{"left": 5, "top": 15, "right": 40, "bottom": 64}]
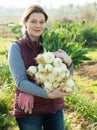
[{"left": 8, "top": 4, "right": 73, "bottom": 130}]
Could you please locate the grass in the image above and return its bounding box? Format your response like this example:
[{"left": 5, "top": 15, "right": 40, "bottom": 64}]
[
  {"left": 0, "top": 37, "right": 13, "bottom": 50},
  {"left": 0, "top": 37, "right": 15, "bottom": 63},
  {"left": 7, "top": 124, "right": 19, "bottom": 130},
  {"left": 86, "top": 47, "right": 97, "bottom": 61}
]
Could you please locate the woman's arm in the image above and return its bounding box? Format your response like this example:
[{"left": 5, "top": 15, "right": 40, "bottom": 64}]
[{"left": 8, "top": 43, "right": 48, "bottom": 98}]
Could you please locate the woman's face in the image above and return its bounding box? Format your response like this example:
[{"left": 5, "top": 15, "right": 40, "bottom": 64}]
[{"left": 24, "top": 13, "right": 46, "bottom": 41}]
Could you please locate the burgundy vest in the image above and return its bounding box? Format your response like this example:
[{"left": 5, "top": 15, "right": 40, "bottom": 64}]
[{"left": 13, "top": 35, "right": 64, "bottom": 118}]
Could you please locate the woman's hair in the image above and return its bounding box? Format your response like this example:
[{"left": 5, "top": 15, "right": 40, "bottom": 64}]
[{"left": 22, "top": 4, "right": 48, "bottom": 24}]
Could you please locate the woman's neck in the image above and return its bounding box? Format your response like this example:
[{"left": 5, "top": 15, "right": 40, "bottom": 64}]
[
  {"left": 29, "top": 36, "right": 39, "bottom": 43},
  {"left": 26, "top": 31, "right": 39, "bottom": 43}
]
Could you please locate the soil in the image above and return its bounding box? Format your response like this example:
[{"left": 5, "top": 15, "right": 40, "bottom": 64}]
[{"left": 76, "top": 61, "right": 97, "bottom": 80}]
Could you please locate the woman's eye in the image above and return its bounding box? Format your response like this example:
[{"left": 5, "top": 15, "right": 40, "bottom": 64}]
[
  {"left": 31, "top": 20, "right": 45, "bottom": 24},
  {"left": 31, "top": 21, "right": 36, "bottom": 23},
  {"left": 40, "top": 21, "right": 45, "bottom": 24}
]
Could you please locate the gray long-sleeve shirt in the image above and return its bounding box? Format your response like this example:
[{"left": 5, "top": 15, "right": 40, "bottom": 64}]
[
  {"left": 8, "top": 43, "right": 48, "bottom": 98},
  {"left": 8, "top": 42, "right": 73, "bottom": 98}
]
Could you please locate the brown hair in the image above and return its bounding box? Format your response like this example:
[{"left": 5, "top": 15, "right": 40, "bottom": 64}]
[{"left": 22, "top": 4, "right": 48, "bottom": 24}]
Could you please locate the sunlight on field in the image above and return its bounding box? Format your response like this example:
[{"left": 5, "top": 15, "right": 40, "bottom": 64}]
[
  {"left": 8, "top": 126, "right": 19, "bottom": 130},
  {"left": 0, "top": 37, "right": 14, "bottom": 50},
  {"left": 0, "top": 55, "right": 7, "bottom": 63},
  {"left": 0, "top": 38, "right": 14, "bottom": 63},
  {"left": 74, "top": 65, "right": 97, "bottom": 104},
  {"left": 75, "top": 72, "right": 93, "bottom": 88},
  {"left": 86, "top": 48, "right": 97, "bottom": 61}
]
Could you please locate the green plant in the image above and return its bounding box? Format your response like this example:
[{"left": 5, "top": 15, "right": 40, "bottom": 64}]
[
  {"left": 65, "top": 94, "right": 97, "bottom": 121},
  {"left": 0, "top": 92, "right": 13, "bottom": 129},
  {"left": 0, "top": 62, "right": 15, "bottom": 129},
  {"left": 0, "top": 63, "right": 13, "bottom": 86},
  {"left": 64, "top": 42, "right": 91, "bottom": 67},
  {"left": 80, "top": 25, "right": 97, "bottom": 46},
  {"left": 42, "top": 28, "right": 90, "bottom": 67},
  {"left": 10, "top": 23, "right": 23, "bottom": 39}
]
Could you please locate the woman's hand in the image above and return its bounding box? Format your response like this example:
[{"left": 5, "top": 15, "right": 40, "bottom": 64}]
[
  {"left": 48, "top": 85, "right": 72, "bottom": 99},
  {"left": 53, "top": 49, "right": 72, "bottom": 67},
  {"left": 18, "top": 92, "right": 34, "bottom": 114}
]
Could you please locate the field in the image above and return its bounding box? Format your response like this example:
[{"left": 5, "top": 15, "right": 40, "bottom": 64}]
[{"left": 0, "top": 34, "right": 97, "bottom": 130}]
